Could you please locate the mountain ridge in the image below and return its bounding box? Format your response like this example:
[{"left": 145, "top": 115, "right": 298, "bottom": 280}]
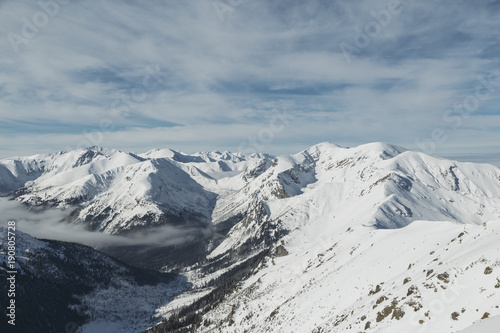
[
  {"left": 2, "top": 142, "right": 500, "bottom": 332},
  {"left": 1, "top": 143, "right": 499, "bottom": 236}
]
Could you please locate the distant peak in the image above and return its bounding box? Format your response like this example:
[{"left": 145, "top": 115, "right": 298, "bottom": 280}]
[
  {"left": 351, "top": 142, "right": 407, "bottom": 159},
  {"left": 305, "top": 142, "right": 407, "bottom": 154},
  {"left": 354, "top": 142, "right": 407, "bottom": 153},
  {"left": 310, "top": 142, "right": 342, "bottom": 150}
]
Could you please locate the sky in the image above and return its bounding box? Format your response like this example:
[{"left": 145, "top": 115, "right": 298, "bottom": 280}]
[{"left": 0, "top": 0, "right": 499, "bottom": 160}]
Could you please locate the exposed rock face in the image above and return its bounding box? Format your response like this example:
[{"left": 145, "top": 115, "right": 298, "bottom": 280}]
[
  {"left": 276, "top": 245, "right": 289, "bottom": 257},
  {"left": 3, "top": 143, "right": 500, "bottom": 333}
]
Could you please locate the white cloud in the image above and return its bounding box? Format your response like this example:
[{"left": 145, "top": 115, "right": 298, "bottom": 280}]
[
  {"left": 0, "top": 197, "right": 209, "bottom": 248},
  {"left": 0, "top": 0, "right": 499, "bottom": 158}
]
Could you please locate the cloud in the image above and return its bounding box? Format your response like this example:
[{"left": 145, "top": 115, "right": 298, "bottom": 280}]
[
  {"left": 1, "top": 0, "right": 500, "bottom": 158},
  {"left": 0, "top": 197, "right": 210, "bottom": 248}
]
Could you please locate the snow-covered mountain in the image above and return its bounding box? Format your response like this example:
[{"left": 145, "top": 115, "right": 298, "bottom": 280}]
[
  {"left": 0, "top": 147, "right": 267, "bottom": 234},
  {"left": 145, "top": 143, "right": 500, "bottom": 333},
  {"left": 181, "top": 219, "right": 500, "bottom": 333},
  {"left": 2, "top": 142, "right": 500, "bottom": 332},
  {"left": 3, "top": 143, "right": 498, "bottom": 237},
  {"left": 0, "top": 227, "right": 187, "bottom": 333},
  {"left": 208, "top": 142, "right": 500, "bottom": 258}
]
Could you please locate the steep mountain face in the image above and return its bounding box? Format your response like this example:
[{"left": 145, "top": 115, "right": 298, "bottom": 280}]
[
  {"left": 208, "top": 142, "right": 500, "bottom": 260},
  {"left": 142, "top": 143, "right": 500, "bottom": 333},
  {"left": 186, "top": 220, "right": 500, "bottom": 333},
  {"left": 0, "top": 147, "right": 267, "bottom": 234},
  {"left": 7, "top": 143, "right": 498, "bottom": 239},
  {"left": 2, "top": 143, "right": 500, "bottom": 333},
  {"left": 0, "top": 227, "right": 187, "bottom": 333}
]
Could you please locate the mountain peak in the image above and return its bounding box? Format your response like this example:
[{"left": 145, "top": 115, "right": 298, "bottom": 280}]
[
  {"left": 354, "top": 142, "right": 407, "bottom": 155},
  {"left": 303, "top": 142, "right": 407, "bottom": 161}
]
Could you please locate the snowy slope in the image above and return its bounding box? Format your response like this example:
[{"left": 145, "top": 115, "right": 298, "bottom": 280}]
[
  {"left": 145, "top": 143, "right": 500, "bottom": 333},
  {"left": 457, "top": 315, "right": 500, "bottom": 333},
  {"left": 2, "top": 143, "right": 500, "bottom": 333},
  {"left": 0, "top": 227, "right": 187, "bottom": 333},
  {"left": 208, "top": 142, "right": 500, "bottom": 259},
  {"left": 3, "top": 142, "right": 497, "bottom": 236},
  {"left": 190, "top": 220, "right": 500, "bottom": 333},
  {"left": 0, "top": 147, "right": 269, "bottom": 234}
]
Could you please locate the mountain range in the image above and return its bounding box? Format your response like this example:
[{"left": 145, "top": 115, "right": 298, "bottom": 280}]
[{"left": 1, "top": 142, "right": 499, "bottom": 332}]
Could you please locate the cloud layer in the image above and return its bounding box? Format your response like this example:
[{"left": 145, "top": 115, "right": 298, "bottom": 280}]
[
  {"left": 1, "top": 0, "right": 499, "bottom": 158},
  {"left": 0, "top": 197, "right": 208, "bottom": 248}
]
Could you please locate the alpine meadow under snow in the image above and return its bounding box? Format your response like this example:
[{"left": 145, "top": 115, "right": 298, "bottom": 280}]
[{"left": 1, "top": 142, "right": 500, "bottom": 332}]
